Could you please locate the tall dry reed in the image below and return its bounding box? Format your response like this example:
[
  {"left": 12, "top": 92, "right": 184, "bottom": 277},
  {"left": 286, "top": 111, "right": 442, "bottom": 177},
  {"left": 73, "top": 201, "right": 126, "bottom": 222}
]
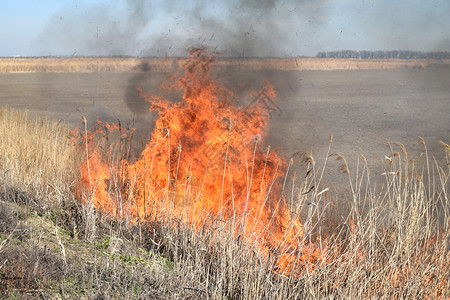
[
  {"left": 77, "top": 124, "right": 449, "bottom": 299},
  {"left": 0, "top": 106, "right": 77, "bottom": 206},
  {"left": 0, "top": 107, "right": 448, "bottom": 298}
]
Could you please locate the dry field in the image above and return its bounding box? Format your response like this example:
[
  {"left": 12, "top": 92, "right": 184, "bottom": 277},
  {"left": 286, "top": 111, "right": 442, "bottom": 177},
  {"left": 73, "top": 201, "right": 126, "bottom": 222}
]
[
  {"left": 0, "top": 56, "right": 449, "bottom": 298},
  {"left": 0, "top": 59, "right": 448, "bottom": 184},
  {"left": 1, "top": 57, "right": 450, "bottom": 73}
]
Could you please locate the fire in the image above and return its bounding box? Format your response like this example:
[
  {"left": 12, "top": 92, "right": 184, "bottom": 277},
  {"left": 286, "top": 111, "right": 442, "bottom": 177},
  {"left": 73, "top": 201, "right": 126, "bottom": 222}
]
[{"left": 77, "top": 48, "right": 325, "bottom": 271}]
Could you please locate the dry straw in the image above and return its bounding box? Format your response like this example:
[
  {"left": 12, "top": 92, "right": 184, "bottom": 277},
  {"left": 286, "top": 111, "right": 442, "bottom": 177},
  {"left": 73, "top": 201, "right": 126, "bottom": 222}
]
[
  {"left": 0, "top": 106, "right": 448, "bottom": 299},
  {"left": 1, "top": 57, "right": 450, "bottom": 73},
  {"left": 0, "top": 106, "right": 76, "bottom": 205}
]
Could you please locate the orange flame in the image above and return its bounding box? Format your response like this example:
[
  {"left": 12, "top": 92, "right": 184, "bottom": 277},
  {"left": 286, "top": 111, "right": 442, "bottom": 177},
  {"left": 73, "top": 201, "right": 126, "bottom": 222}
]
[{"left": 77, "top": 48, "right": 326, "bottom": 271}]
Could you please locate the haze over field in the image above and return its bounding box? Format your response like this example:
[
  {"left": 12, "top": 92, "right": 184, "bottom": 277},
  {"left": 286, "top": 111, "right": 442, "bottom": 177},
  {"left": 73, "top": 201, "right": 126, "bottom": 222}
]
[{"left": 1, "top": 0, "right": 450, "bottom": 57}]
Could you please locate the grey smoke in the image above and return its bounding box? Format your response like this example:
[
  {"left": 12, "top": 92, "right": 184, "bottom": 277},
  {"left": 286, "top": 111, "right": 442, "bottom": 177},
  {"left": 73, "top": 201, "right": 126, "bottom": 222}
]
[
  {"left": 37, "top": 0, "right": 155, "bottom": 56},
  {"left": 35, "top": 0, "right": 450, "bottom": 57},
  {"left": 36, "top": 0, "right": 318, "bottom": 57},
  {"left": 34, "top": 0, "right": 450, "bottom": 131}
]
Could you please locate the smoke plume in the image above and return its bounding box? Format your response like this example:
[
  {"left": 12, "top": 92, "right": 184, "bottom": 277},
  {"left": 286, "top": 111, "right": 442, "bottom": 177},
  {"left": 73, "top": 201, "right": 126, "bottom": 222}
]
[
  {"left": 36, "top": 0, "right": 314, "bottom": 57},
  {"left": 35, "top": 0, "right": 450, "bottom": 57}
]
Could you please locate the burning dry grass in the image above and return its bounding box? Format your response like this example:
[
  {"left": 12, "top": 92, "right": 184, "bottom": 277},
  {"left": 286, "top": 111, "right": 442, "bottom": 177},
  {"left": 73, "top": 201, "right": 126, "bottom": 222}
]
[
  {"left": 0, "top": 51, "right": 449, "bottom": 298},
  {"left": 0, "top": 109, "right": 449, "bottom": 299},
  {"left": 1, "top": 56, "right": 450, "bottom": 73}
]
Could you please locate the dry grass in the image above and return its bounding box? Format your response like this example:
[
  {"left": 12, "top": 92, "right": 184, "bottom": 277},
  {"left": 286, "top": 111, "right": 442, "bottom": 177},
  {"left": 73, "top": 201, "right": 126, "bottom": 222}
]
[
  {"left": 0, "top": 107, "right": 77, "bottom": 207},
  {"left": 0, "top": 107, "right": 448, "bottom": 299},
  {"left": 1, "top": 57, "right": 450, "bottom": 73}
]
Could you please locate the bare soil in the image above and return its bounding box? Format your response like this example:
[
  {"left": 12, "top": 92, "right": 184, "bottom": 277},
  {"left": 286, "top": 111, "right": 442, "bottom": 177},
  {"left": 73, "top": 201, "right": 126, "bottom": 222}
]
[{"left": 0, "top": 66, "right": 449, "bottom": 186}]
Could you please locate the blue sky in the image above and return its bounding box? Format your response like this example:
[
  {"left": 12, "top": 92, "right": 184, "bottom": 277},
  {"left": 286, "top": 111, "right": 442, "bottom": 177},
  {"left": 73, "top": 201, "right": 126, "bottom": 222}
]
[{"left": 1, "top": 0, "right": 449, "bottom": 57}]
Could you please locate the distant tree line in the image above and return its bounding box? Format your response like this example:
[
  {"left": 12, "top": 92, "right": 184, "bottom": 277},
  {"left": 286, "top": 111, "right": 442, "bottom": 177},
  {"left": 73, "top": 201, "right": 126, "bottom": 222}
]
[{"left": 316, "top": 50, "right": 450, "bottom": 59}]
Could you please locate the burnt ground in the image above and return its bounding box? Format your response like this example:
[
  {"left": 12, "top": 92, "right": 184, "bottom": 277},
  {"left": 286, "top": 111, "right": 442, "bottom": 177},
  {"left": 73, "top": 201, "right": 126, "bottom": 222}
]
[{"left": 0, "top": 68, "right": 449, "bottom": 189}]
